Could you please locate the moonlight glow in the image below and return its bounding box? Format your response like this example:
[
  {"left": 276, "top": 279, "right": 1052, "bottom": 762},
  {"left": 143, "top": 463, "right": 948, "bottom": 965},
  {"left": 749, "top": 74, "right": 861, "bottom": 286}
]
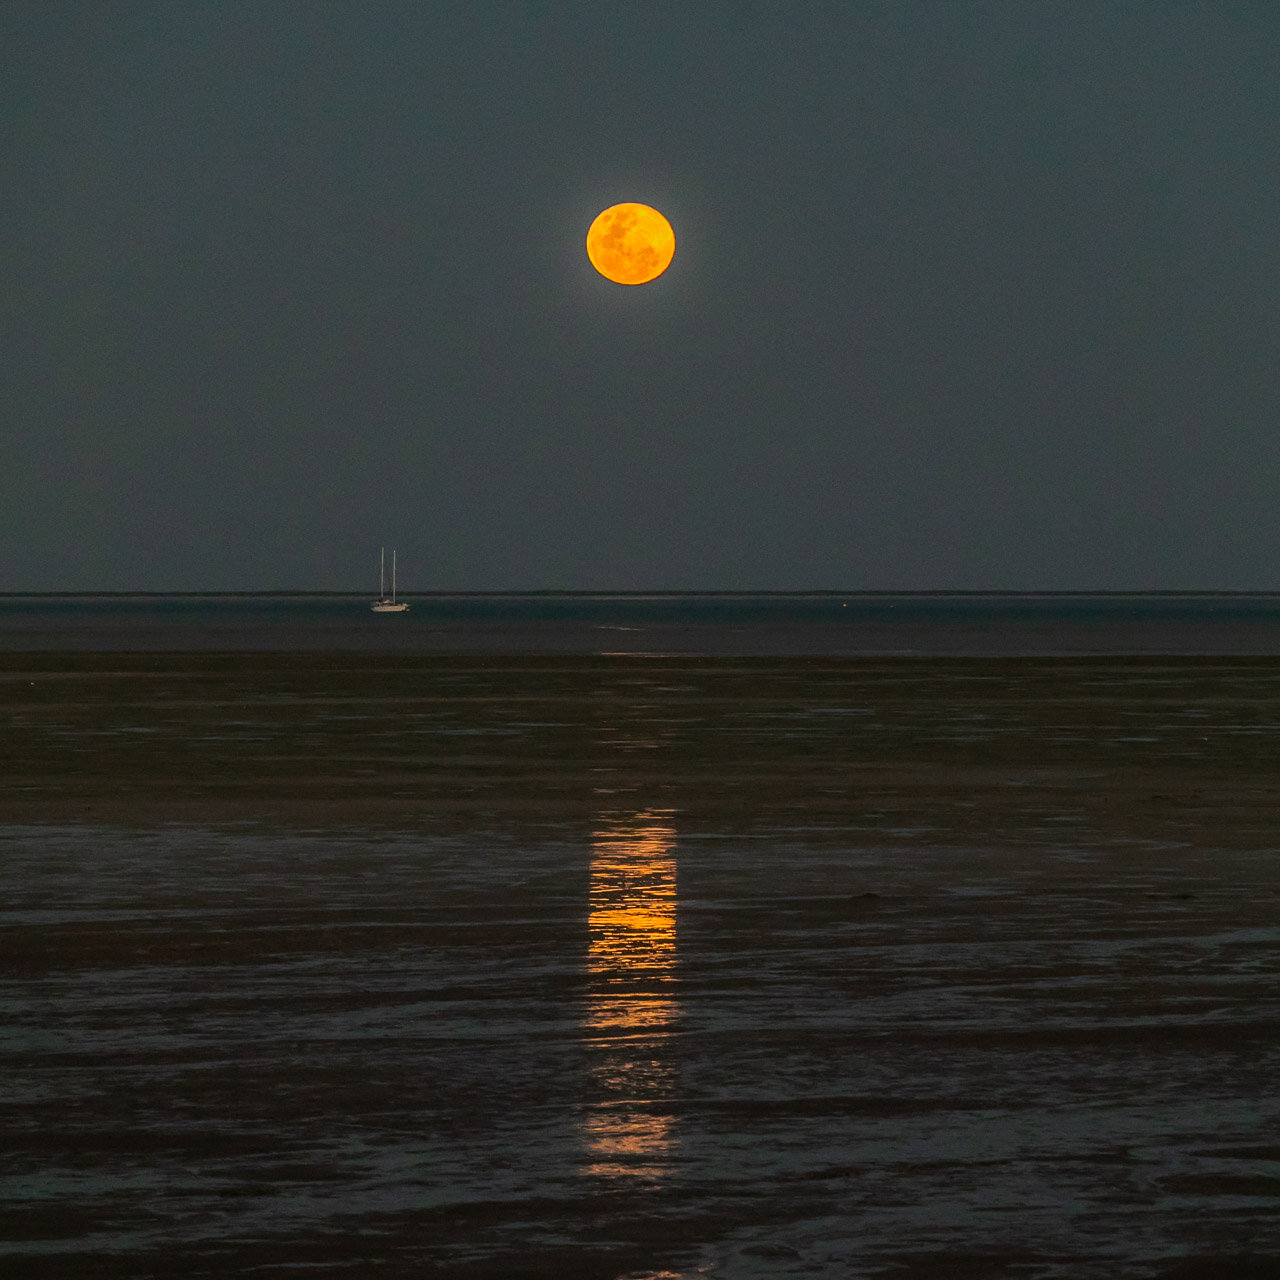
[{"left": 586, "top": 203, "right": 676, "bottom": 285}]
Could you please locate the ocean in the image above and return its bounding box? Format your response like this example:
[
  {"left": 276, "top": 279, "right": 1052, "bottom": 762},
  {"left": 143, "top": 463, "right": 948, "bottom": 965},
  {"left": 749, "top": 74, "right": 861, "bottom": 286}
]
[
  {"left": 5, "top": 591, "right": 1280, "bottom": 653},
  {"left": 3, "top": 601, "right": 1280, "bottom": 1278}
]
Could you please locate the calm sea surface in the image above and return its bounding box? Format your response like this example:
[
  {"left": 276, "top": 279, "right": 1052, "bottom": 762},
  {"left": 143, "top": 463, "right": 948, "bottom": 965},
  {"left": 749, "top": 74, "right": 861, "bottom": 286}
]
[
  {"left": 3, "top": 619, "right": 1280, "bottom": 1277},
  {"left": 6, "top": 592, "right": 1280, "bottom": 653},
  {"left": 6, "top": 821, "right": 1279, "bottom": 1280}
]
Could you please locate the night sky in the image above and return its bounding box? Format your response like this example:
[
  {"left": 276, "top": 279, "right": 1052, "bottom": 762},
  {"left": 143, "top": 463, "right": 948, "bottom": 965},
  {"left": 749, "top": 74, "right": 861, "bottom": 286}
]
[{"left": 5, "top": 2, "right": 1279, "bottom": 592}]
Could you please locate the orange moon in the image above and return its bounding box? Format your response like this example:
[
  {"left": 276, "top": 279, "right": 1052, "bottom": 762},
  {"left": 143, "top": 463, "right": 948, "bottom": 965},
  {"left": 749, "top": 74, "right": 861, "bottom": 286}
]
[{"left": 586, "top": 203, "right": 675, "bottom": 285}]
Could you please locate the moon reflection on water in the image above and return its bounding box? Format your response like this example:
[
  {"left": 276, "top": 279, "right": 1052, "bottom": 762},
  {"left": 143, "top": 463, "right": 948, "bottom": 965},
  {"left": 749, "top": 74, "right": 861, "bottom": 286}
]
[{"left": 581, "top": 811, "right": 680, "bottom": 1179}]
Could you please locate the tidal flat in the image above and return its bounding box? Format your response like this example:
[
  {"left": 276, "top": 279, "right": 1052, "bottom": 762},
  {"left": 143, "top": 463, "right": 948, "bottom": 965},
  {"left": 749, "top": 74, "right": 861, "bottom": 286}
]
[{"left": 3, "top": 654, "right": 1280, "bottom": 1278}]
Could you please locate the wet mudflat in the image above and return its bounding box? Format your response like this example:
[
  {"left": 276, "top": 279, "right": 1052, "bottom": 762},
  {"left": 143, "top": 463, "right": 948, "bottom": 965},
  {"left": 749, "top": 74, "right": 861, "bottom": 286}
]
[{"left": 3, "top": 654, "right": 1280, "bottom": 1278}]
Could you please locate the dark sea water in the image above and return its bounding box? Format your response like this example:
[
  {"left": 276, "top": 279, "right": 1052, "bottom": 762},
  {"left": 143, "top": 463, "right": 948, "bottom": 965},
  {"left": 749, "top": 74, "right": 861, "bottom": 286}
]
[
  {"left": 6, "top": 591, "right": 1280, "bottom": 653},
  {"left": 4, "top": 611, "right": 1280, "bottom": 1278},
  {"left": 10, "top": 814, "right": 1280, "bottom": 1274},
  {"left": 6, "top": 822, "right": 1279, "bottom": 1280}
]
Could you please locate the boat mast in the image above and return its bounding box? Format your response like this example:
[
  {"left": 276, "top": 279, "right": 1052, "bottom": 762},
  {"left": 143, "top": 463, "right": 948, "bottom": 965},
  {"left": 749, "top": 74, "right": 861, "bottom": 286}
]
[
  {"left": 379, "top": 547, "right": 386, "bottom": 599},
  {"left": 391, "top": 549, "right": 397, "bottom": 604}
]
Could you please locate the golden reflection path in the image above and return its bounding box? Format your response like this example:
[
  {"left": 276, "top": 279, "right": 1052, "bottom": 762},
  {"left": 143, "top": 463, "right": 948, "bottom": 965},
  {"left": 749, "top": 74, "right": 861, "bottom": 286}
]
[{"left": 581, "top": 810, "right": 679, "bottom": 1179}]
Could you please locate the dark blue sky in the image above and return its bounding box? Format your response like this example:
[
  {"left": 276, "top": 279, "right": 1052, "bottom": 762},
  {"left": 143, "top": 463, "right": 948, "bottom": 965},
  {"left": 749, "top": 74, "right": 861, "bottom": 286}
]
[{"left": 4, "top": 2, "right": 1279, "bottom": 590}]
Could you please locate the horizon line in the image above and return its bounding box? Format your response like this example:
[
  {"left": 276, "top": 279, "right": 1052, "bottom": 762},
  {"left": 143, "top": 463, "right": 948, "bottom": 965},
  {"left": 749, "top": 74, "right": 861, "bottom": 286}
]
[{"left": 5, "top": 589, "right": 1280, "bottom": 599}]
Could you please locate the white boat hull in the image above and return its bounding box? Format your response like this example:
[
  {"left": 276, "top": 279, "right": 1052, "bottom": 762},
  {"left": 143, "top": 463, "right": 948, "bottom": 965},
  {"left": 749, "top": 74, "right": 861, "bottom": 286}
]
[{"left": 371, "top": 601, "right": 409, "bottom": 613}]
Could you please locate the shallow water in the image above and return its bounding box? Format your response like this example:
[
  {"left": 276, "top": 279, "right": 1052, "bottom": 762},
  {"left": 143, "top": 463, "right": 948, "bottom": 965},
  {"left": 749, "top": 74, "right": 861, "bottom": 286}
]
[
  {"left": 4, "top": 654, "right": 1280, "bottom": 1277},
  {"left": 4, "top": 819, "right": 1279, "bottom": 1279}
]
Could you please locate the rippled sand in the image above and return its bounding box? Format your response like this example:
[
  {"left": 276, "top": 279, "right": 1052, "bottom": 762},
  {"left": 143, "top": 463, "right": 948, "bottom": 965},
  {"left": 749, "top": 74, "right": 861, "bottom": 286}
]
[{"left": 3, "top": 655, "right": 1280, "bottom": 1278}]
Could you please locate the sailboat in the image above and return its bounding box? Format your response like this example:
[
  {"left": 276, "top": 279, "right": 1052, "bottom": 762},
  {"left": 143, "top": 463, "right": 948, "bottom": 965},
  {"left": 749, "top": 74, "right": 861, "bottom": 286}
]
[{"left": 371, "top": 547, "right": 409, "bottom": 613}]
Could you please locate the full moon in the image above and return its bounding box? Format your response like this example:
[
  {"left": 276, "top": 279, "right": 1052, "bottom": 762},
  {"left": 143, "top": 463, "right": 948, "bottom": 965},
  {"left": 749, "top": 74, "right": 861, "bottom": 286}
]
[{"left": 586, "top": 203, "right": 676, "bottom": 285}]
